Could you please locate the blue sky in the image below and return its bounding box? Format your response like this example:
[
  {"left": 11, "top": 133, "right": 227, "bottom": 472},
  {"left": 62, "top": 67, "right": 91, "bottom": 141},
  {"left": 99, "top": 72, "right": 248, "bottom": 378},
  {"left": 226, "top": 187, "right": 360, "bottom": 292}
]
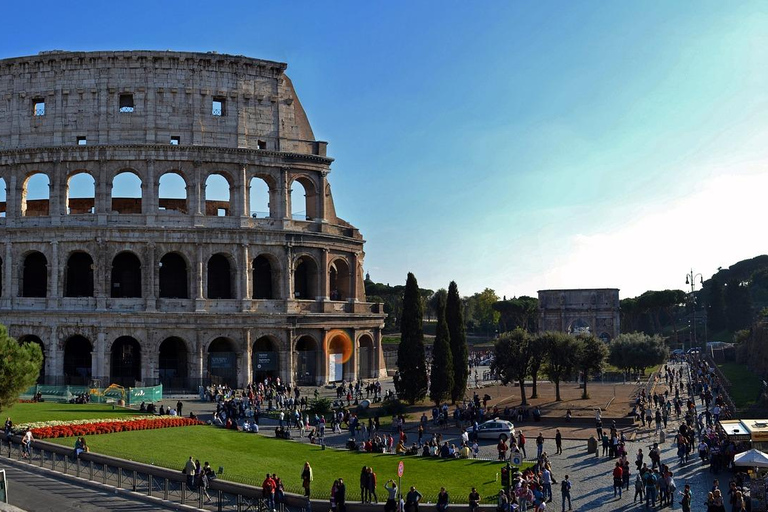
[{"left": 3, "top": 1, "right": 767, "bottom": 298}]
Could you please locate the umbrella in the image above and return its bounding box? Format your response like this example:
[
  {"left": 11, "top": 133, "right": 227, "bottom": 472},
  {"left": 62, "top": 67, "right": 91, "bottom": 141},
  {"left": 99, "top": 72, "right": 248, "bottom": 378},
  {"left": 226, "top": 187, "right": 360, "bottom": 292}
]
[{"left": 734, "top": 449, "right": 768, "bottom": 468}]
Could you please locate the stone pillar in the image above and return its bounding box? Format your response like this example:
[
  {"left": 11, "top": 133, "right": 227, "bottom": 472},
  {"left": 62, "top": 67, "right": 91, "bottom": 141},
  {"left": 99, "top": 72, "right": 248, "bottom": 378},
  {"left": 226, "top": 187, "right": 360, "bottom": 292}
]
[
  {"left": 96, "top": 238, "right": 107, "bottom": 310},
  {"left": 2, "top": 242, "right": 11, "bottom": 302},
  {"left": 194, "top": 335, "right": 205, "bottom": 387},
  {"left": 48, "top": 241, "right": 59, "bottom": 307},
  {"left": 240, "top": 244, "right": 250, "bottom": 309},
  {"left": 278, "top": 167, "right": 290, "bottom": 220},
  {"left": 96, "top": 160, "right": 109, "bottom": 224},
  {"left": 320, "top": 249, "right": 329, "bottom": 301},
  {"left": 49, "top": 161, "right": 63, "bottom": 223},
  {"left": 195, "top": 244, "right": 205, "bottom": 311},
  {"left": 192, "top": 161, "right": 204, "bottom": 222},
  {"left": 7, "top": 173, "right": 19, "bottom": 220},
  {"left": 285, "top": 328, "right": 295, "bottom": 386},
  {"left": 234, "top": 164, "right": 247, "bottom": 218},
  {"left": 241, "top": 329, "right": 251, "bottom": 387},
  {"left": 50, "top": 326, "right": 63, "bottom": 383},
  {"left": 95, "top": 331, "right": 107, "bottom": 381},
  {"left": 317, "top": 171, "right": 328, "bottom": 222},
  {"left": 146, "top": 242, "right": 156, "bottom": 311},
  {"left": 349, "top": 331, "right": 359, "bottom": 383},
  {"left": 285, "top": 245, "right": 293, "bottom": 300},
  {"left": 144, "top": 158, "right": 157, "bottom": 220},
  {"left": 350, "top": 252, "right": 360, "bottom": 302}
]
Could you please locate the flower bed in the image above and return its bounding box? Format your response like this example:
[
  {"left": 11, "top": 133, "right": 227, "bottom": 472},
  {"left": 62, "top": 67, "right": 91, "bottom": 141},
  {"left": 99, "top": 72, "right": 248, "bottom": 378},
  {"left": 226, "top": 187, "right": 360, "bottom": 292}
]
[{"left": 16, "top": 416, "right": 205, "bottom": 439}]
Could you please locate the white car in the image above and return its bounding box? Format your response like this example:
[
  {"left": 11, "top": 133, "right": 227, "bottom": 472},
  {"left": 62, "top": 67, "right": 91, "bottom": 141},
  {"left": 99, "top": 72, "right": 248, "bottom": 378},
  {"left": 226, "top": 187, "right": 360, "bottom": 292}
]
[{"left": 476, "top": 419, "right": 515, "bottom": 441}]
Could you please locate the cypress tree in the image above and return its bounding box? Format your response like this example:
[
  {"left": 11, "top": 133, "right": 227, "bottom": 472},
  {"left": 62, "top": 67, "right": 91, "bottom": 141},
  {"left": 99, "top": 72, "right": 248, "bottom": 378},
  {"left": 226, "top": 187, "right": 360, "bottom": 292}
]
[
  {"left": 429, "top": 295, "right": 454, "bottom": 405},
  {"left": 395, "top": 273, "right": 428, "bottom": 404},
  {"left": 446, "top": 281, "right": 468, "bottom": 403}
]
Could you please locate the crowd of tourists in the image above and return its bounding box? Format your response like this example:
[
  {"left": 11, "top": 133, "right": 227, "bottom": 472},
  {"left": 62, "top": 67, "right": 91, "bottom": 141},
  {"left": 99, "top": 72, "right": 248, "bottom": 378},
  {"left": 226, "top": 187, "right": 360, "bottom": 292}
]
[{"left": 182, "top": 455, "right": 218, "bottom": 502}]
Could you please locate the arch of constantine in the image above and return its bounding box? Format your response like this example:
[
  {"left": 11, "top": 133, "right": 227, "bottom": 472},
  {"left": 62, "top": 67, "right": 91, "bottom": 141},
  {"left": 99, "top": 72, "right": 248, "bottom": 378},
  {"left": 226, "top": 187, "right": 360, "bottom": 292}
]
[
  {"left": 0, "top": 50, "right": 386, "bottom": 390},
  {"left": 537, "top": 288, "right": 620, "bottom": 341}
]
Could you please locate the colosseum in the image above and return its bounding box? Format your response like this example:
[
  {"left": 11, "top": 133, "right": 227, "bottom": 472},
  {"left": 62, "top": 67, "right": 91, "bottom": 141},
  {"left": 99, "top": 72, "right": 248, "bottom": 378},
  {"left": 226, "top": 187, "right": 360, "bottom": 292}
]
[{"left": 0, "top": 50, "right": 386, "bottom": 391}]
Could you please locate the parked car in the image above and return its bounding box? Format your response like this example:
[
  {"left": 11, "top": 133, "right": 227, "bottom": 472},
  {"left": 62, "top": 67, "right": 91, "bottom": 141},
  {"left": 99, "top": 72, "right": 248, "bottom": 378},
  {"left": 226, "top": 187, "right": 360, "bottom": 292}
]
[{"left": 476, "top": 418, "right": 515, "bottom": 441}]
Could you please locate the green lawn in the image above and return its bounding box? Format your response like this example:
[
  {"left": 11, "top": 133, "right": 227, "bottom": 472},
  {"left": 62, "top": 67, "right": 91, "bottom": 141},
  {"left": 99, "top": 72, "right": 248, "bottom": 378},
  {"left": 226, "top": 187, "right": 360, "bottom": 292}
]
[
  {"left": 5, "top": 402, "right": 146, "bottom": 424},
  {"left": 718, "top": 362, "right": 762, "bottom": 409},
  {"left": 49, "top": 425, "right": 509, "bottom": 502}
]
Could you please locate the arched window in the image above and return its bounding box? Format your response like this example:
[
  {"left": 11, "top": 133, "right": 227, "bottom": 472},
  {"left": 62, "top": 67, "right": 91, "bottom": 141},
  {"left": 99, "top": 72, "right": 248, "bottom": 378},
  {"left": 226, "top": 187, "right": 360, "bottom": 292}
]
[
  {"left": 0, "top": 177, "right": 6, "bottom": 218},
  {"left": 358, "top": 334, "right": 374, "bottom": 379},
  {"left": 22, "top": 173, "right": 50, "bottom": 217},
  {"left": 290, "top": 177, "right": 317, "bottom": 221},
  {"left": 111, "top": 252, "right": 142, "bottom": 298},
  {"left": 21, "top": 252, "right": 47, "bottom": 297},
  {"left": 329, "top": 259, "right": 351, "bottom": 301},
  {"left": 158, "top": 172, "right": 187, "bottom": 214},
  {"left": 252, "top": 255, "right": 274, "bottom": 299},
  {"left": 111, "top": 336, "right": 141, "bottom": 386},
  {"left": 293, "top": 256, "right": 317, "bottom": 300},
  {"left": 111, "top": 171, "right": 142, "bottom": 214},
  {"left": 249, "top": 177, "right": 271, "bottom": 218},
  {"left": 65, "top": 252, "right": 94, "bottom": 297},
  {"left": 205, "top": 174, "right": 230, "bottom": 216},
  {"left": 207, "top": 254, "right": 232, "bottom": 299},
  {"left": 67, "top": 172, "right": 95, "bottom": 214},
  {"left": 63, "top": 335, "right": 92, "bottom": 385},
  {"left": 159, "top": 253, "right": 188, "bottom": 299}
]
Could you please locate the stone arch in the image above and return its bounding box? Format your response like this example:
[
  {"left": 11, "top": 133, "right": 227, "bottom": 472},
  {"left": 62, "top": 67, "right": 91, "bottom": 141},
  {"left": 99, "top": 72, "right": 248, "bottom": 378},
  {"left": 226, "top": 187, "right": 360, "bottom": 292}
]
[
  {"left": 204, "top": 173, "right": 231, "bottom": 217},
  {"left": 111, "top": 170, "right": 143, "bottom": 214},
  {"left": 64, "top": 251, "right": 94, "bottom": 297},
  {"left": 207, "top": 253, "right": 234, "bottom": 299},
  {"left": 63, "top": 335, "right": 92, "bottom": 385},
  {"left": 357, "top": 333, "right": 375, "bottom": 379},
  {"left": 0, "top": 176, "right": 7, "bottom": 217},
  {"left": 252, "top": 335, "right": 279, "bottom": 382},
  {"left": 568, "top": 318, "right": 591, "bottom": 335},
  {"left": 110, "top": 336, "right": 142, "bottom": 386},
  {"left": 327, "top": 330, "right": 353, "bottom": 383},
  {"left": 248, "top": 175, "right": 275, "bottom": 218},
  {"left": 111, "top": 251, "right": 142, "bottom": 298},
  {"left": 21, "top": 251, "right": 47, "bottom": 297},
  {"left": 66, "top": 171, "right": 96, "bottom": 214},
  {"left": 252, "top": 254, "right": 277, "bottom": 299},
  {"left": 207, "top": 337, "right": 238, "bottom": 386},
  {"left": 598, "top": 332, "right": 612, "bottom": 342},
  {"left": 18, "top": 335, "right": 45, "bottom": 384},
  {"left": 22, "top": 172, "right": 50, "bottom": 217},
  {"left": 159, "top": 252, "right": 189, "bottom": 299},
  {"left": 158, "top": 336, "right": 190, "bottom": 391},
  {"left": 295, "top": 335, "right": 319, "bottom": 385},
  {"left": 329, "top": 257, "right": 351, "bottom": 301},
  {"left": 289, "top": 175, "right": 318, "bottom": 221},
  {"left": 158, "top": 171, "right": 188, "bottom": 214},
  {"left": 293, "top": 254, "right": 318, "bottom": 300}
]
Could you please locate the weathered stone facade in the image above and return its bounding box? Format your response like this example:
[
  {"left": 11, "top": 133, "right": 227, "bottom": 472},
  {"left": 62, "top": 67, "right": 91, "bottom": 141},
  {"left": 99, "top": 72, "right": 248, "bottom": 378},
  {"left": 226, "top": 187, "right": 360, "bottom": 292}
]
[
  {"left": 537, "top": 289, "right": 620, "bottom": 341},
  {"left": 0, "top": 50, "right": 386, "bottom": 390}
]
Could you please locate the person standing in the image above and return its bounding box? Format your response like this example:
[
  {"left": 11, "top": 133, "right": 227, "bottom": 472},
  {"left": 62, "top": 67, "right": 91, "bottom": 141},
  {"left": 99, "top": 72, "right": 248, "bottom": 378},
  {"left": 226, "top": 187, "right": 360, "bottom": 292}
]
[
  {"left": 184, "top": 456, "right": 196, "bottom": 489},
  {"left": 335, "top": 477, "right": 347, "bottom": 512},
  {"left": 555, "top": 430, "right": 563, "bottom": 455},
  {"left": 536, "top": 433, "right": 545, "bottom": 459},
  {"left": 518, "top": 431, "right": 527, "bottom": 459},
  {"left": 176, "top": 400, "right": 183, "bottom": 417},
  {"left": 612, "top": 462, "right": 623, "bottom": 498},
  {"left": 541, "top": 466, "right": 553, "bottom": 502},
  {"left": 680, "top": 484, "right": 692, "bottom": 512},
  {"left": 468, "top": 487, "right": 481, "bottom": 512},
  {"left": 436, "top": 487, "right": 449, "bottom": 512},
  {"left": 384, "top": 479, "right": 398, "bottom": 512},
  {"left": 406, "top": 485, "right": 423, "bottom": 512},
  {"left": 262, "top": 473, "right": 276, "bottom": 512},
  {"left": 367, "top": 467, "right": 378, "bottom": 503},
  {"left": 360, "top": 466, "right": 370, "bottom": 503},
  {"left": 301, "top": 461, "right": 313, "bottom": 497},
  {"left": 560, "top": 475, "right": 572, "bottom": 512}
]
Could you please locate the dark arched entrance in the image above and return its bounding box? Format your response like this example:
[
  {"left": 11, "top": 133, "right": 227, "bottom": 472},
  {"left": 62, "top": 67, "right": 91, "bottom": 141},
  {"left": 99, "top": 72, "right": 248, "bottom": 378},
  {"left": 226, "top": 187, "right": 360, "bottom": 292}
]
[
  {"left": 329, "top": 259, "right": 350, "bottom": 301},
  {"left": 293, "top": 256, "right": 317, "bottom": 300},
  {"left": 207, "top": 254, "right": 232, "bottom": 299},
  {"left": 111, "top": 252, "right": 142, "bottom": 298},
  {"left": 159, "top": 253, "right": 188, "bottom": 298},
  {"left": 110, "top": 336, "right": 142, "bottom": 386},
  {"left": 252, "top": 256, "right": 274, "bottom": 299},
  {"left": 22, "top": 252, "right": 47, "bottom": 297},
  {"left": 18, "top": 335, "right": 45, "bottom": 384},
  {"left": 327, "top": 331, "right": 352, "bottom": 383},
  {"left": 65, "top": 252, "right": 94, "bottom": 297},
  {"left": 208, "top": 337, "right": 237, "bottom": 387},
  {"left": 159, "top": 337, "right": 189, "bottom": 391},
  {"left": 63, "top": 335, "right": 92, "bottom": 385},
  {"left": 252, "top": 336, "right": 278, "bottom": 383},
  {"left": 295, "top": 336, "right": 318, "bottom": 385},
  {"left": 358, "top": 334, "right": 374, "bottom": 379}
]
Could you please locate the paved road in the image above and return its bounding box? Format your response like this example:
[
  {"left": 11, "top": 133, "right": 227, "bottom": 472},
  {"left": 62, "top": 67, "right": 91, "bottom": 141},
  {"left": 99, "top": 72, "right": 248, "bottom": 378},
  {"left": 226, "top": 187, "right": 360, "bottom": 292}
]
[{"left": 1, "top": 462, "right": 183, "bottom": 512}]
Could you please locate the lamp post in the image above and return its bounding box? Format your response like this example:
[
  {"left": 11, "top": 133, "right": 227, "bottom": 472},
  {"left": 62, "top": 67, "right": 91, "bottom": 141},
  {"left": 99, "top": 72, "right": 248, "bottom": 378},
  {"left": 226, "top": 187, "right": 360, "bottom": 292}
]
[{"left": 685, "top": 269, "right": 704, "bottom": 356}]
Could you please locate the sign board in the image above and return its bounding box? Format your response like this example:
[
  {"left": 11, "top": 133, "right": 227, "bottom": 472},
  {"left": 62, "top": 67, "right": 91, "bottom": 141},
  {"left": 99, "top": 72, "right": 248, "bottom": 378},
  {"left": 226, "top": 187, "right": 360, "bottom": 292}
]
[
  {"left": 511, "top": 454, "right": 523, "bottom": 466},
  {"left": 254, "top": 352, "right": 276, "bottom": 371},
  {"left": 209, "top": 353, "right": 235, "bottom": 369},
  {"left": 398, "top": 460, "right": 404, "bottom": 478},
  {"left": 329, "top": 353, "right": 343, "bottom": 382},
  {"left": 0, "top": 469, "right": 6, "bottom": 503}
]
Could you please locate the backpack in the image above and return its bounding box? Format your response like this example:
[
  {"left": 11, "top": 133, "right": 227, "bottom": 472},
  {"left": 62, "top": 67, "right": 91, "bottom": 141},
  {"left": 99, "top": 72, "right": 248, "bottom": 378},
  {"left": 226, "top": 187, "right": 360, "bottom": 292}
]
[{"left": 561, "top": 480, "right": 570, "bottom": 493}]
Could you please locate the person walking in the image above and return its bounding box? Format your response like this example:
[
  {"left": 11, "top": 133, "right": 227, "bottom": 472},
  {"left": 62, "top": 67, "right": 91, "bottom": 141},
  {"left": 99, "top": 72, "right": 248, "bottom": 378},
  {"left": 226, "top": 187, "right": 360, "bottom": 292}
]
[
  {"left": 612, "top": 462, "right": 623, "bottom": 498},
  {"left": 301, "top": 461, "right": 313, "bottom": 497},
  {"left": 541, "top": 466, "right": 553, "bottom": 503},
  {"left": 560, "top": 475, "right": 572, "bottom": 512},
  {"left": 262, "top": 473, "right": 276, "bottom": 512},
  {"left": 555, "top": 429, "right": 563, "bottom": 455},
  {"left": 518, "top": 432, "right": 527, "bottom": 459}
]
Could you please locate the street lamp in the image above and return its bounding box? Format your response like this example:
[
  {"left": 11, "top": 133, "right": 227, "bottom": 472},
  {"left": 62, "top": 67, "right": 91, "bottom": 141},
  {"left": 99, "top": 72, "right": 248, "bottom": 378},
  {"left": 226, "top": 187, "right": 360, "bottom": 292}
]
[{"left": 686, "top": 269, "right": 704, "bottom": 356}]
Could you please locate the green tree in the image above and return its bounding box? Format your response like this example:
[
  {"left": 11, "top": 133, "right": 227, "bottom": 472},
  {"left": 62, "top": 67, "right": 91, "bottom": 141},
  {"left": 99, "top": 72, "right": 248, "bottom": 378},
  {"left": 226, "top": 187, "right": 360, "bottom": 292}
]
[
  {"left": 426, "top": 288, "right": 448, "bottom": 322},
  {"left": 493, "top": 296, "right": 539, "bottom": 333},
  {"left": 706, "top": 278, "right": 727, "bottom": 332},
  {"left": 541, "top": 332, "right": 578, "bottom": 401},
  {"left": 575, "top": 334, "right": 608, "bottom": 400},
  {"left": 608, "top": 332, "right": 668, "bottom": 376},
  {"left": 0, "top": 325, "right": 43, "bottom": 412},
  {"left": 725, "top": 279, "right": 753, "bottom": 331},
  {"left": 527, "top": 334, "right": 547, "bottom": 399},
  {"left": 446, "top": 281, "right": 469, "bottom": 404},
  {"left": 395, "top": 273, "right": 428, "bottom": 404},
  {"left": 429, "top": 295, "right": 454, "bottom": 405},
  {"left": 491, "top": 328, "right": 532, "bottom": 406},
  {"left": 466, "top": 288, "right": 501, "bottom": 336}
]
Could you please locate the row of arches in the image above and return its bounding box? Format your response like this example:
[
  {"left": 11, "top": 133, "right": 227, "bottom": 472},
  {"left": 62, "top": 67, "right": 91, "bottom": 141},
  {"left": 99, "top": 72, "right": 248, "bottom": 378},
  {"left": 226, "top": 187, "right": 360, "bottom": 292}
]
[
  {"left": 0, "top": 171, "right": 319, "bottom": 219},
  {"left": 9, "top": 250, "right": 353, "bottom": 301},
  {"left": 19, "top": 332, "right": 376, "bottom": 388}
]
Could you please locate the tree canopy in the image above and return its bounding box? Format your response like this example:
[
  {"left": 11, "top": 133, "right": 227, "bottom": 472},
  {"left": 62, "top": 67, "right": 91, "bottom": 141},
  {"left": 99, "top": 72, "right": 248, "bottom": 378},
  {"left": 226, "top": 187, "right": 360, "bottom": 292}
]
[
  {"left": 491, "top": 328, "right": 531, "bottom": 405},
  {"left": 446, "top": 281, "right": 469, "bottom": 404},
  {"left": 0, "top": 325, "right": 43, "bottom": 412},
  {"left": 429, "top": 295, "right": 454, "bottom": 405},
  {"left": 395, "top": 273, "right": 428, "bottom": 404},
  {"left": 493, "top": 296, "right": 539, "bottom": 333},
  {"left": 540, "top": 331, "right": 578, "bottom": 401},
  {"left": 575, "top": 334, "right": 608, "bottom": 400},
  {"left": 608, "top": 332, "right": 668, "bottom": 375}
]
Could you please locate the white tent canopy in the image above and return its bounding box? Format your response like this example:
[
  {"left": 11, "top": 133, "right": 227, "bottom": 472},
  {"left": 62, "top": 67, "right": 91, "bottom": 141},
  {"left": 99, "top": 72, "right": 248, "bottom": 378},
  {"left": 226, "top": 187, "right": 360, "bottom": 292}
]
[{"left": 734, "top": 449, "right": 768, "bottom": 468}]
